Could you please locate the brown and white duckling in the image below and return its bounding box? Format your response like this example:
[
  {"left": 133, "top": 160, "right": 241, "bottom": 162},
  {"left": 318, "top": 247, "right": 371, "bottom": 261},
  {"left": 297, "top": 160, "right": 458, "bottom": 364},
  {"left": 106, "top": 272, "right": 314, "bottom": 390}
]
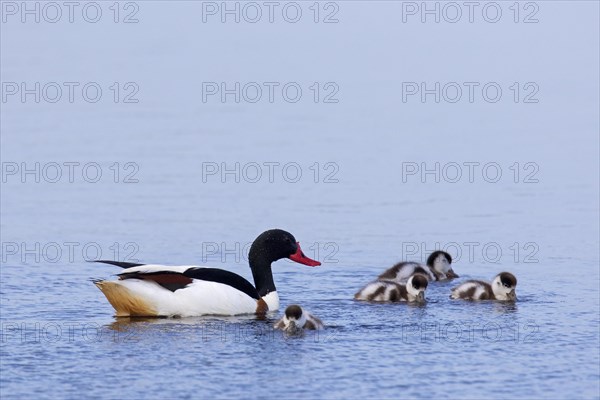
[
  {"left": 273, "top": 305, "right": 324, "bottom": 332},
  {"left": 354, "top": 274, "right": 428, "bottom": 303},
  {"left": 450, "top": 272, "right": 517, "bottom": 301},
  {"left": 378, "top": 251, "right": 458, "bottom": 282}
]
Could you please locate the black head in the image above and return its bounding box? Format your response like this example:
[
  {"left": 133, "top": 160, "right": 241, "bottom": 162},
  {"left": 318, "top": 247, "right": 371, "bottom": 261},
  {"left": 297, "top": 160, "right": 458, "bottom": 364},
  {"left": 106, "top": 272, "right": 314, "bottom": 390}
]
[
  {"left": 248, "top": 229, "right": 320, "bottom": 266},
  {"left": 411, "top": 274, "right": 429, "bottom": 290},
  {"left": 499, "top": 272, "right": 517, "bottom": 288},
  {"left": 426, "top": 250, "right": 452, "bottom": 267},
  {"left": 249, "top": 229, "right": 296, "bottom": 263},
  {"left": 247, "top": 229, "right": 320, "bottom": 297},
  {"left": 285, "top": 305, "right": 303, "bottom": 320}
]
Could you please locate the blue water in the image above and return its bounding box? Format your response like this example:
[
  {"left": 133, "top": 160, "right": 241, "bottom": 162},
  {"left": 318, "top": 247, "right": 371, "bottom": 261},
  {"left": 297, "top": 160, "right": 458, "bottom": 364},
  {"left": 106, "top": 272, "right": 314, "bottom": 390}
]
[{"left": 1, "top": 2, "right": 599, "bottom": 399}]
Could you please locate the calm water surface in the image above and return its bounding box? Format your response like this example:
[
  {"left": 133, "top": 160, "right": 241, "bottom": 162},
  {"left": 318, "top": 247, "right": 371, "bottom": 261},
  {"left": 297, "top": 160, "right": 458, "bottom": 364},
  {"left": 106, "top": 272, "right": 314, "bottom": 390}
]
[{"left": 1, "top": 2, "right": 599, "bottom": 399}]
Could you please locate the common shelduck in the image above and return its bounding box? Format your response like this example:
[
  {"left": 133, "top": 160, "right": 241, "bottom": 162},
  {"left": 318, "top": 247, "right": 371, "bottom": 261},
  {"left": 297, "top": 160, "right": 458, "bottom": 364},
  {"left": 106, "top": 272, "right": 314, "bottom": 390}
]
[
  {"left": 450, "top": 272, "right": 517, "bottom": 301},
  {"left": 94, "top": 229, "right": 321, "bottom": 317},
  {"left": 354, "top": 274, "right": 429, "bottom": 303},
  {"left": 273, "top": 305, "right": 324, "bottom": 332},
  {"left": 378, "top": 251, "right": 458, "bottom": 282}
]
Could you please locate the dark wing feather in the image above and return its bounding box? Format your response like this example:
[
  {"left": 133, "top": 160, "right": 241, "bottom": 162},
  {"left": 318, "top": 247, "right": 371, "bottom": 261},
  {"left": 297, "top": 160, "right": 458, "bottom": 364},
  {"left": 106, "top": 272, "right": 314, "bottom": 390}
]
[
  {"left": 114, "top": 266, "right": 260, "bottom": 299},
  {"left": 183, "top": 268, "right": 260, "bottom": 300},
  {"left": 94, "top": 260, "right": 145, "bottom": 268},
  {"left": 117, "top": 271, "right": 193, "bottom": 292}
]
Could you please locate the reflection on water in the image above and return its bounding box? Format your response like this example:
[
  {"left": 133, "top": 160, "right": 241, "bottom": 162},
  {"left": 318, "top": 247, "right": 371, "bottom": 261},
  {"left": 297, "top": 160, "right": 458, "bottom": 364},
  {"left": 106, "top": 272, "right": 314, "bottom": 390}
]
[
  {"left": 492, "top": 301, "right": 519, "bottom": 314},
  {"left": 105, "top": 314, "right": 269, "bottom": 331}
]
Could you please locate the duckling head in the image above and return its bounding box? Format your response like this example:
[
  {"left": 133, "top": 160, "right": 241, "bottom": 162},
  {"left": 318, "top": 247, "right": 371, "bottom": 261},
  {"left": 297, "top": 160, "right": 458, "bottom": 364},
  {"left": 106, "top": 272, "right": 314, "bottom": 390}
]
[
  {"left": 492, "top": 272, "right": 518, "bottom": 301},
  {"left": 427, "top": 250, "right": 458, "bottom": 278},
  {"left": 283, "top": 305, "right": 307, "bottom": 332},
  {"left": 407, "top": 274, "right": 428, "bottom": 302}
]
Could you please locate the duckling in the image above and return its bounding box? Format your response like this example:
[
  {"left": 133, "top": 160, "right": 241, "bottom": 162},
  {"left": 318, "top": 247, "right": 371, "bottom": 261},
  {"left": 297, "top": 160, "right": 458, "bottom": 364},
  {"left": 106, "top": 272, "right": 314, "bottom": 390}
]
[
  {"left": 378, "top": 251, "right": 458, "bottom": 282},
  {"left": 450, "top": 272, "right": 517, "bottom": 301},
  {"left": 273, "top": 305, "right": 323, "bottom": 332},
  {"left": 354, "top": 274, "right": 428, "bottom": 302}
]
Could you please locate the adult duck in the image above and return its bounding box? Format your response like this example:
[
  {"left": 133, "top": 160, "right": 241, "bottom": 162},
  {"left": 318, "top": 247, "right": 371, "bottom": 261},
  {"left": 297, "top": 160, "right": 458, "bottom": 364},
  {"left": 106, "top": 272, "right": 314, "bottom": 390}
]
[{"left": 94, "top": 229, "right": 321, "bottom": 317}]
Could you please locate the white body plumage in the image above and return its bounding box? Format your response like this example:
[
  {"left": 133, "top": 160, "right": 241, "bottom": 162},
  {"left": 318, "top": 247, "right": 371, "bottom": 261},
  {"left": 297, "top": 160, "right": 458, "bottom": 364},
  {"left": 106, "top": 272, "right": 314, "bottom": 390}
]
[{"left": 96, "top": 264, "right": 280, "bottom": 317}]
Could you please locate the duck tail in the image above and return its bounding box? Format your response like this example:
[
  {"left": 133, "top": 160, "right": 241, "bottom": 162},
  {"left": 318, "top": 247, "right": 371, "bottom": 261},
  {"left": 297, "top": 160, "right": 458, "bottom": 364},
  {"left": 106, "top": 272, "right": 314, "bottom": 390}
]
[{"left": 94, "top": 281, "right": 157, "bottom": 317}]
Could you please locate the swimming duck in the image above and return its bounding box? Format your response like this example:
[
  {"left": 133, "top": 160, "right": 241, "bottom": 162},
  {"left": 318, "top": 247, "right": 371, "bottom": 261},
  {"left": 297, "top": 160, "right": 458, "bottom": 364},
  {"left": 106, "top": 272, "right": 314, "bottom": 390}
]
[
  {"left": 273, "top": 305, "right": 324, "bottom": 332},
  {"left": 378, "top": 251, "right": 458, "bottom": 282},
  {"left": 354, "top": 274, "right": 428, "bottom": 302},
  {"left": 450, "top": 272, "right": 517, "bottom": 301},
  {"left": 94, "top": 229, "right": 321, "bottom": 317}
]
